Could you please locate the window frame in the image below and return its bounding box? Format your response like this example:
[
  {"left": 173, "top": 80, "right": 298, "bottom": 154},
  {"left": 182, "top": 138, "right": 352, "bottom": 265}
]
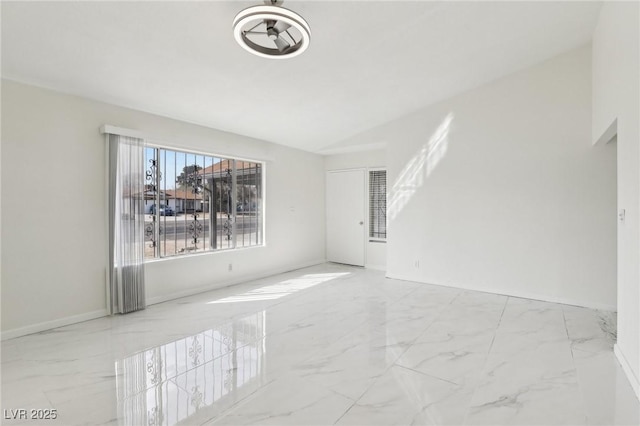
[
  {"left": 143, "top": 141, "right": 266, "bottom": 262},
  {"left": 368, "top": 168, "right": 387, "bottom": 243}
]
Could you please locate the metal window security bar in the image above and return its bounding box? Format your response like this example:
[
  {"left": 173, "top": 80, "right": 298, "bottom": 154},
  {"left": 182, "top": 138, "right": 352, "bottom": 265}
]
[
  {"left": 369, "top": 170, "right": 387, "bottom": 240},
  {"left": 143, "top": 146, "right": 263, "bottom": 260}
]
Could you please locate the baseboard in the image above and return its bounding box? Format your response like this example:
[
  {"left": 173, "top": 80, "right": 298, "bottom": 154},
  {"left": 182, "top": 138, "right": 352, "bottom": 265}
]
[
  {"left": 1, "top": 309, "right": 108, "bottom": 341},
  {"left": 385, "top": 273, "right": 617, "bottom": 312},
  {"left": 146, "top": 258, "right": 327, "bottom": 306},
  {"left": 365, "top": 263, "right": 386, "bottom": 271},
  {"left": 1, "top": 260, "right": 326, "bottom": 341},
  {"left": 614, "top": 344, "right": 640, "bottom": 401}
]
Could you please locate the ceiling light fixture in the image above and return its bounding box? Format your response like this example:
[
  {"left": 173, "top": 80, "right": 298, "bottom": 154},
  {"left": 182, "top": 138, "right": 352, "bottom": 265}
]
[{"left": 233, "top": 0, "right": 311, "bottom": 59}]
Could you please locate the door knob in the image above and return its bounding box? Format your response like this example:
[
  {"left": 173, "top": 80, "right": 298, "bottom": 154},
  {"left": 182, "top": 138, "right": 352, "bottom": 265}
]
[{"left": 359, "top": 221, "right": 364, "bottom": 225}]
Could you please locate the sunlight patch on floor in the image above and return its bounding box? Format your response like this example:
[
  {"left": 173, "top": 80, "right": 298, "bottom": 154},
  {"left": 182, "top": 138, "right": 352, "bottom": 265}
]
[{"left": 207, "top": 272, "right": 351, "bottom": 304}]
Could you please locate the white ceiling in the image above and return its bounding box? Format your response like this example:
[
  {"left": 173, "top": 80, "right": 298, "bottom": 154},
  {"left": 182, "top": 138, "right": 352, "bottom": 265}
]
[{"left": 1, "top": 1, "right": 602, "bottom": 153}]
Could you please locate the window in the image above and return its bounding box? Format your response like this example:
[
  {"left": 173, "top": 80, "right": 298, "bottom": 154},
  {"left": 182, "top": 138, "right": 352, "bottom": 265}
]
[
  {"left": 144, "top": 146, "right": 263, "bottom": 260},
  {"left": 369, "top": 169, "right": 387, "bottom": 240}
]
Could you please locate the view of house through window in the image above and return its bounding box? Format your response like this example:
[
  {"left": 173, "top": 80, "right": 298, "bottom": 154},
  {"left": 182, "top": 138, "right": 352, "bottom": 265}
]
[
  {"left": 369, "top": 169, "right": 387, "bottom": 240},
  {"left": 144, "top": 146, "right": 263, "bottom": 259}
]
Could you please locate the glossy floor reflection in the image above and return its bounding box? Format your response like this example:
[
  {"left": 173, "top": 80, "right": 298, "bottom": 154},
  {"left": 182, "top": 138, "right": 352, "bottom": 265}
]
[{"left": 2, "top": 264, "right": 639, "bottom": 425}]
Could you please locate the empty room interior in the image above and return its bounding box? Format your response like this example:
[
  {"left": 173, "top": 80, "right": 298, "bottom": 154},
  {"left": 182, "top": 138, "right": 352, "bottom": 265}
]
[{"left": 1, "top": 1, "right": 640, "bottom": 425}]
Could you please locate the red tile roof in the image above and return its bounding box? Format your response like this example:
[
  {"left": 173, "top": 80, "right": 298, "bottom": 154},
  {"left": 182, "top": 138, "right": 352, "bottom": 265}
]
[
  {"left": 200, "top": 159, "right": 260, "bottom": 176},
  {"left": 164, "top": 189, "right": 203, "bottom": 200}
]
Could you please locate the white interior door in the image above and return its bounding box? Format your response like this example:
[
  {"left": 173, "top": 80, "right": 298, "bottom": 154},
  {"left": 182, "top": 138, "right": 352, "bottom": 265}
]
[{"left": 326, "top": 169, "right": 366, "bottom": 266}]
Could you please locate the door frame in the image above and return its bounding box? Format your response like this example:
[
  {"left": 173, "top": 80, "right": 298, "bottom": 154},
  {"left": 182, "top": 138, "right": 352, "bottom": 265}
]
[{"left": 326, "top": 168, "right": 367, "bottom": 266}]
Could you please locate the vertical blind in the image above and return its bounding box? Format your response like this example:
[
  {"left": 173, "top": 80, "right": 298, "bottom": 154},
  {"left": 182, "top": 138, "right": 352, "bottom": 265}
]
[{"left": 369, "top": 170, "right": 387, "bottom": 239}]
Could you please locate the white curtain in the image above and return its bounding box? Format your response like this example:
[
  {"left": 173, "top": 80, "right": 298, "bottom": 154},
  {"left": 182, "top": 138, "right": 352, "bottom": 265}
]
[{"left": 108, "top": 134, "right": 146, "bottom": 314}]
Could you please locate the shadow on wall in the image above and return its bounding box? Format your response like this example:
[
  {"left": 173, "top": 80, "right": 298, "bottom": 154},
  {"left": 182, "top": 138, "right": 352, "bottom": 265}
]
[{"left": 388, "top": 113, "right": 454, "bottom": 221}]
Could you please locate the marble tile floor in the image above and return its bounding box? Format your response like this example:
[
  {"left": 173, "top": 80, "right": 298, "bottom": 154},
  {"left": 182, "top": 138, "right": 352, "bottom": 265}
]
[{"left": 2, "top": 263, "right": 639, "bottom": 425}]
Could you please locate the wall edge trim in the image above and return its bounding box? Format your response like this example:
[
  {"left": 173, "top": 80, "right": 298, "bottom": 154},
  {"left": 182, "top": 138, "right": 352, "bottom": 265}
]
[
  {"left": 1, "top": 259, "right": 327, "bottom": 341},
  {"left": 145, "top": 259, "right": 327, "bottom": 306},
  {"left": 365, "top": 264, "right": 386, "bottom": 271},
  {"left": 385, "top": 273, "right": 617, "bottom": 311},
  {"left": 1, "top": 309, "right": 109, "bottom": 341},
  {"left": 614, "top": 344, "right": 640, "bottom": 401},
  {"left": 593, "top": 118, "right": 618, "bottom": 146}
]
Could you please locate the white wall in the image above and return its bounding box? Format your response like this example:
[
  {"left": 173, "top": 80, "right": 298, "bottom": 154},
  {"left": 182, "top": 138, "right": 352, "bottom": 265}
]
[
  {"left": 324, "top": 149, "right": 387, "bottom": 270},
  {"left": 335, "top": 45, "right": 617, "bottom": 310},
  {"left": 1, "top": 80, "right": 325, "bottom": 337},
  {"left": 592, "top": 1, "right": 640, "bottom": 398}
]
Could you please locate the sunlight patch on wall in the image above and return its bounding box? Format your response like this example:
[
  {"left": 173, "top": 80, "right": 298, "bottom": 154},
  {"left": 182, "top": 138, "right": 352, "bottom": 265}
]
[
  {"left": 207, "top": 272, "right": 351, "bottom": 304},
  {"left": 388, "top": 113, "right": 453, "bottom": 222}
]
